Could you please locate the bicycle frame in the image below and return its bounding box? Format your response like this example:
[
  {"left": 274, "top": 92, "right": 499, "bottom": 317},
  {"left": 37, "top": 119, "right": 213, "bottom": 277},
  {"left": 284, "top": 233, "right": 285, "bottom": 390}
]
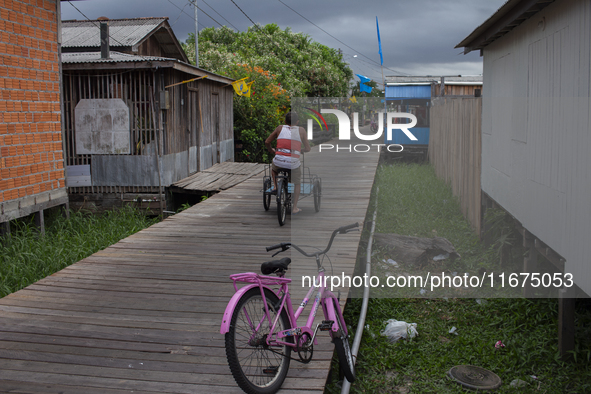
[
  {"left": 220, "top": 268, "right": 346, "bottom": 351},
  {"left": 222, "top": 223, "right": 358, "bottom": 392}
]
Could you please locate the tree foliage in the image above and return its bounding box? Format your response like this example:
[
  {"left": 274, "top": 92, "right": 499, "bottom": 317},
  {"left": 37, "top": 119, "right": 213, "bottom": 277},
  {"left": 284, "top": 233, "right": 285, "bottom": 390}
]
[
  {"left": 184, "top": 25, "right": 352, "bottom": 97},
  {"left": 350, "top": 79, "right": 384, "bottom": 98},
  {"left": 182, "top": 25, "right": 353, "bottom": 162}
]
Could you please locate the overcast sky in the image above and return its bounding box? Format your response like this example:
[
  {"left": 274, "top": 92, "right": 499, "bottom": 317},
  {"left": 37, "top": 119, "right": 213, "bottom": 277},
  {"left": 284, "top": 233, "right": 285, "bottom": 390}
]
[{"left": 61, "top": 0, "right": 507, "bottom": 83}]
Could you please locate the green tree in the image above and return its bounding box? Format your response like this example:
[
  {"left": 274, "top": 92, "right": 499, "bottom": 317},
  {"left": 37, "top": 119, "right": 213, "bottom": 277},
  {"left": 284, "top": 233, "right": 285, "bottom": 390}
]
[
  {"left": 224, "top": 62, "right": 290, "bottom": 163},
  {"left": 183, "top": 25, "right": 352, "bottom": 98},
  {"left": 181, "top": 25, "right": 354, "bottom": 162}
]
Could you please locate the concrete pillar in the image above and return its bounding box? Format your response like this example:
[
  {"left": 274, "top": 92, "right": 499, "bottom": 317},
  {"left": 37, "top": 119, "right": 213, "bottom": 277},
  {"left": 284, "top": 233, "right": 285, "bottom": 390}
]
[
  {"left": 0, "top": 221, "right": 10, "bottom": 238},
  {"left": 558, "top": 286, "right": 576, "bottom": 361},
  {"left": 34, "top": 209, "right": 45, "bottom": 236}
]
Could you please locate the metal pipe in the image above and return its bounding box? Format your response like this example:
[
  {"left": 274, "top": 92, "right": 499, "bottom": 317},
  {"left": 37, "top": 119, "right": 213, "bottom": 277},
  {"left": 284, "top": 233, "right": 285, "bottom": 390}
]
[
  {"left": 100, "top": 21, "right": 110, "bottom": 59},
  {"left": 341, "top": 188, "right": 378, "bottom": 394},
  {"left": 192, "top": 0, "right": 199, "bottom": 66}
]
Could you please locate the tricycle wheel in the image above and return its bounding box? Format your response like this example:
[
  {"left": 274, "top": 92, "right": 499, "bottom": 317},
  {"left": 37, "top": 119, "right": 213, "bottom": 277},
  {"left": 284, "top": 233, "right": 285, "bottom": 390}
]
[
  {"left": 277, "top": 179, "right": 288, "bottom": 226},
  {"left": 263, "top": 178, "right": 271, "bottom": 211},
  {"left": 313, "top": 180, "right": 321, "bottom": 213}
]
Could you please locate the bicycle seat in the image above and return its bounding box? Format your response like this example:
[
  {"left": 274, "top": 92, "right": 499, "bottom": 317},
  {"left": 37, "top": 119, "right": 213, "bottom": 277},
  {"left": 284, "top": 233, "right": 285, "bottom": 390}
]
[{"left": 261, "top": 257, "right": 291, "bottom": 275}]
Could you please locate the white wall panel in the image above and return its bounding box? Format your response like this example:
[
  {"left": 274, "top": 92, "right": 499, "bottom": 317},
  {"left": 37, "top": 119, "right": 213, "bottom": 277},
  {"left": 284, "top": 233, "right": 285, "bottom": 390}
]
[{"left": 482, "top": 0, "right": 591, "bottom": 294}]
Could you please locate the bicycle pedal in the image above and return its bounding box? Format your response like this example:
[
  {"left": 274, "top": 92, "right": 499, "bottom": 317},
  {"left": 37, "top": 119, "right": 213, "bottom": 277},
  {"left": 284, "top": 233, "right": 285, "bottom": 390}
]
[
  {"left": 263, "top": 366, "right": 279, "bottom": 375},
  {"left": 319, "top": 320, "right": 334, "bottom": 331}
]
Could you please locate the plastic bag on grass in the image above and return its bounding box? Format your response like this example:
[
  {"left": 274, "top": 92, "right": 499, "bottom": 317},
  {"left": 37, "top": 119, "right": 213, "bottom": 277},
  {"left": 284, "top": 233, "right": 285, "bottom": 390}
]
[{"left": 380, "top": 319, "right": 418, "bottom": 343}]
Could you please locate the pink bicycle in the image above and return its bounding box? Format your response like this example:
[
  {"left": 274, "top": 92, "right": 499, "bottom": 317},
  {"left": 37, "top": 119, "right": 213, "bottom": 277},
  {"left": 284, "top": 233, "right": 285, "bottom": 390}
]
[{"left": 220, "top": 223, "right": 358, "bottom": 394}]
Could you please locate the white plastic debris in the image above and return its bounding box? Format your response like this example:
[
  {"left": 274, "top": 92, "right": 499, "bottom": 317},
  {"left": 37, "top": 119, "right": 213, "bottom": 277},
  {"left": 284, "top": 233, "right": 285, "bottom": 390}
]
[
  {"left": 476, "top": 299, "right": 487, "bottom": 305},
  {"left": 419, "top": 288, "right": 427, "bottom": 295},
  {"left": 510, "top": 379, "right": 528, "bottom": 388},
  {"left": 381, "top": 320, "right": 418, "bottom": 343},
  {"left": 449, "top": 326, "right": 458, "bottom": 335},
  {"left": 433, "top": 253, "right": 449, "bottom": 261},
  {"left": 385, "top": 258, "right": 399, "bottom": 267}
]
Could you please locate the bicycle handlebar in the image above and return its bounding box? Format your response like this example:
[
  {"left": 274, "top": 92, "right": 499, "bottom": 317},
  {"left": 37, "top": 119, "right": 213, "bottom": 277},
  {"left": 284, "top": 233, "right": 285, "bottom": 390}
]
[
  {"left": 337, "top": 222, "right": 359, "bottom": 234},
  {"left": 266, "top": 223, "right": 359, "bottom": 258},
  {"left": 266, "top": 242, "right": 290, "bottom": 252}
]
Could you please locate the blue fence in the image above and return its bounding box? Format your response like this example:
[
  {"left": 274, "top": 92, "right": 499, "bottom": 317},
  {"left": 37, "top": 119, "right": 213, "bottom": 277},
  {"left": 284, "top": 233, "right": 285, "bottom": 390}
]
[{"left": 385, "top": 127, "right": 430, "bottom": 145}]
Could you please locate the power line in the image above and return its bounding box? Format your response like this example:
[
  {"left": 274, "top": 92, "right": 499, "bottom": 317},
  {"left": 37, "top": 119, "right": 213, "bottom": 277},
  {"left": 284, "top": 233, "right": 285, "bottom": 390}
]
[
  {"left": 228, "top": 0, "right": 294, "bottom": 61},
  {"left": 171, "top": 0, "right": 191, "bottom": 26},
  {"left": 166, "top": 0, "right": 224, "bottom": 30},
  {"left": 228, "top": 0, "right": 363, "bottom": 94},
  {"left": 229, "top": 0, "right": 258, "bottom": 28},
  {"left": 276, "top": 0, "right": 409, "bottom": 76},
  {"left": 344, "top": 53, "right": 384, "bottom": 76},
  {"left": 201, "top": 0, "right": 240, "bottom": 31},
  {"left": 229, "top": 0, "right": 345, "bottom": 67},
  {"left": 344, "top": 60, "right": 382, "bottom": 82},
  {"left": 66, "top": 1, "right": 126, "bottom": 46}
]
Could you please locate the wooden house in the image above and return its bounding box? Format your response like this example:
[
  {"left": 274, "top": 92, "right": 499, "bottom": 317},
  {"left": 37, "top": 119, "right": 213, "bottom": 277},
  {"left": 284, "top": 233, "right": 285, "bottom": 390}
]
[
  {"left": 1, "top": 0, "right": 68, "bottom": 235},
  {"left": 60, "top": 18, "right": 235, "bottom": 211},
  {"left": 457, "top": 0, "right": 590, "bottom": 357},
  {"left": 384, "top": 75, "right": 482, "bottom": 147}
]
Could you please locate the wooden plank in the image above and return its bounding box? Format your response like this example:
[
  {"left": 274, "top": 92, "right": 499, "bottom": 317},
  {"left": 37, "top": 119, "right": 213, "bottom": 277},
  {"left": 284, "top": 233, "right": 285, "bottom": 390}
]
[{"left": 172, "top": 162, "right": 266, "bottom": 192}]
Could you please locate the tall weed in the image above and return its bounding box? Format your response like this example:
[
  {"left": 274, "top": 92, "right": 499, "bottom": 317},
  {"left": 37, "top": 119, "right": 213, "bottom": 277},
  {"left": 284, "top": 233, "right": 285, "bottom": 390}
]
[{"left": 0, "top": 207, "right": 158, "bottom": 297}]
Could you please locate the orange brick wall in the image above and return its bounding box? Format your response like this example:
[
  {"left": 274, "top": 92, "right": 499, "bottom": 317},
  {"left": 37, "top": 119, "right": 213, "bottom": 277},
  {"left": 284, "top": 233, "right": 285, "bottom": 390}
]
[{"left": 0, "top": 0, "right": 64, "bottom": 204}]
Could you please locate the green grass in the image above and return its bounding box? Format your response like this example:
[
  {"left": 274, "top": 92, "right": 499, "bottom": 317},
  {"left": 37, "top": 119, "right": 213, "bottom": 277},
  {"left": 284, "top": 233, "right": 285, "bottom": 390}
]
[
  {"left": 0, "top": 206, "right": 158, "bottom": 298},
  {"left": 325, "top": 163, "right": 591, "bottom": 393},
  {"left": 375, "top": 163, "right": 490, "bottom": 270}
]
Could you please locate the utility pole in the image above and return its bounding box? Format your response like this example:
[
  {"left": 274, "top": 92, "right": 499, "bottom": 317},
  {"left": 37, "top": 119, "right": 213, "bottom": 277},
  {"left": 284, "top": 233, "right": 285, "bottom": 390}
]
[{"left": 191, "top": 0, "right": 199, "bottom": 66}]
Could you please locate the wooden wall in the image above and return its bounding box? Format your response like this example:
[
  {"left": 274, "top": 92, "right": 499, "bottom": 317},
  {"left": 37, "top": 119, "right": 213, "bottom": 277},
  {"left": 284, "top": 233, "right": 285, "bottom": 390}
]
[
  {"left": 62, "top": 66, "right": 234, "bottom": 194},
  {"left": 481, "top": 0, "right": 591, "bottom": 295},
  {"left": 162, "top": 70, "right": 234, "bottom": 169},
  {"left": 138, "top": 35, "right": 164, "bottom": 58},
  {"left": 432, "top": 84, "right": 482, "bottom": 97},
  {"left": 429, "top": 97, "right": 482, "bottom": 235}
]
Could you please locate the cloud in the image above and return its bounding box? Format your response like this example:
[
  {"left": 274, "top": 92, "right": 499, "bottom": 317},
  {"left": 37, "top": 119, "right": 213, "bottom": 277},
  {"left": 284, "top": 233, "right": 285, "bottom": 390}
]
[
  {"left": 60, "top": 0, "right": 505, "bottom": 77},
  {"left": 394, "top": 61, "right": 484, "bottom": 77}
]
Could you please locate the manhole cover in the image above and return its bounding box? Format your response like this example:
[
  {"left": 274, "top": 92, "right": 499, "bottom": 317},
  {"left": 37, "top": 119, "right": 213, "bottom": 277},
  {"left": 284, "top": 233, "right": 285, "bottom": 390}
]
[{"left": 447, "top": 365, "right": 502, "bottom": 390}]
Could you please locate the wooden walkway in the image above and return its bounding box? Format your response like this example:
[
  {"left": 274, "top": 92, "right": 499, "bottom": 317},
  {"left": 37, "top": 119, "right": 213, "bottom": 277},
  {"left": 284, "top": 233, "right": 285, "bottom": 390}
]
[
  {"left": 171, "top": 162, "right": 266, "bottom": 192},
  {"left": 0, "top": 140, "right": 379, "bottom": 393}
]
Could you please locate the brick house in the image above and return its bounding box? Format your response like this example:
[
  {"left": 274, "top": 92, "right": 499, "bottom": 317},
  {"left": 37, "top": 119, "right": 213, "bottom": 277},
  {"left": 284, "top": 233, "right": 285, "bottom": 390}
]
[{"left": 0, "top": 0, "right": 67, "bottom": 234}]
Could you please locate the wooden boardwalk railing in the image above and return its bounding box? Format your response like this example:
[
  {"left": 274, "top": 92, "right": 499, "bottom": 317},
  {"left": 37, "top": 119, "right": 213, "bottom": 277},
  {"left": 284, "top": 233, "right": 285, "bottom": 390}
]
[{"left": 0, "top": 140, "right": 379, "bottom": 393}]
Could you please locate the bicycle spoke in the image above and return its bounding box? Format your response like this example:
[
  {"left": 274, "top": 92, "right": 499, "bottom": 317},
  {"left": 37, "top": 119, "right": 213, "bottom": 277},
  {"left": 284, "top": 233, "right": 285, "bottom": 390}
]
[{"left": 225, "top": 289, "right": 292, "bottom": 392}]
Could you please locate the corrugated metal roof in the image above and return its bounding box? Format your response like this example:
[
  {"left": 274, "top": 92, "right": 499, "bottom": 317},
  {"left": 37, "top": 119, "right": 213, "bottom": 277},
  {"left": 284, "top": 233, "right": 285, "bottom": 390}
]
[
  {"left": 62, "top": 18, "right": 167, "bottom": 48},
  {"left": 62, "top": 51, "right": 176, "bottom": 64},
  {"left": 456, "top": 0, "right": 556, "bottom": 53},
  {"left": 385, "top": 75, "right": 482, "bottom": 85},
  {"left": 61, "top": 51, "right": 236, "bottom": 85},
  {"left": 385, "top": 76, "right": 440, "bottom": 85},
  {"left": 386, "top": 85, "right": 432, "bottom": 99}
]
